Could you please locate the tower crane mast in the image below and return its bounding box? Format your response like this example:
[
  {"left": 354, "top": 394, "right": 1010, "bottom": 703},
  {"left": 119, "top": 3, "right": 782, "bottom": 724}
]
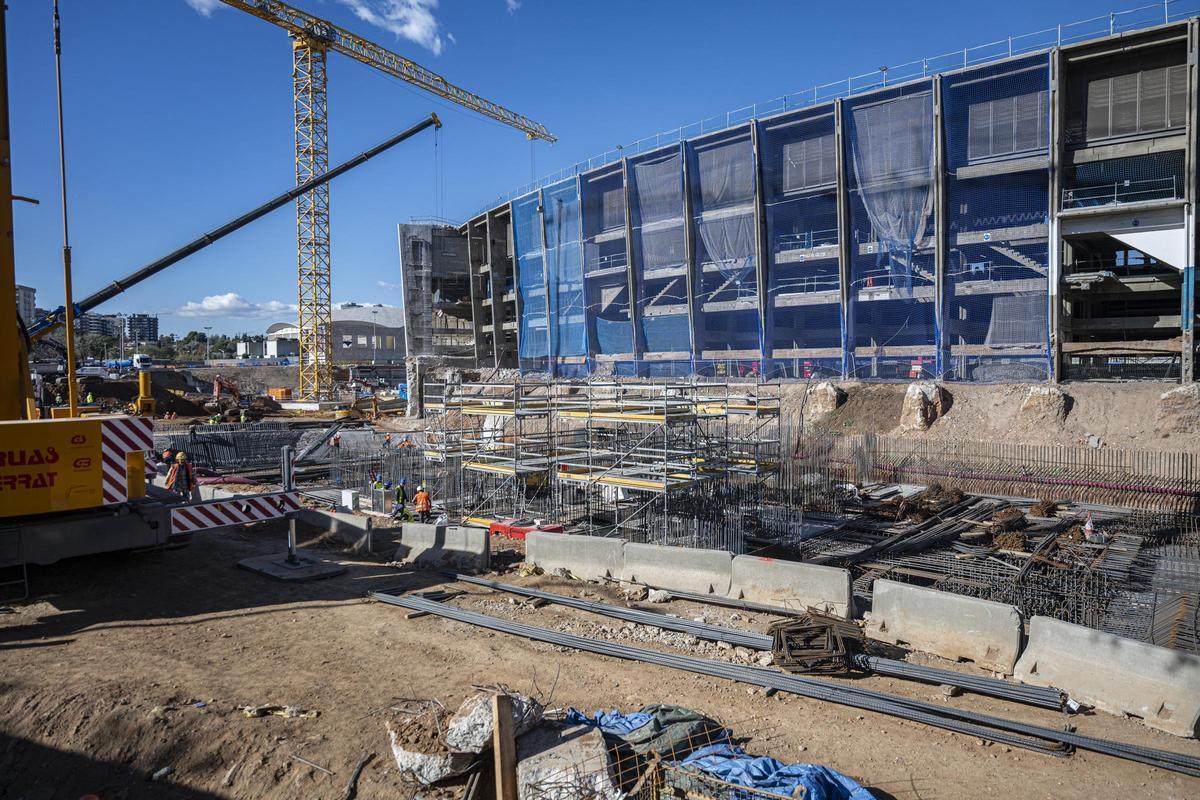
[{"left": 217, "top": 0, "right": 555, "bottom": 399}]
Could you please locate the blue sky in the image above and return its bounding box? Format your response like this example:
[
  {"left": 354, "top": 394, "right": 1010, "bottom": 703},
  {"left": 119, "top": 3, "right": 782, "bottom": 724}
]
[{"left": 9, "top": 0, "right": 1136, "bottom": 335}]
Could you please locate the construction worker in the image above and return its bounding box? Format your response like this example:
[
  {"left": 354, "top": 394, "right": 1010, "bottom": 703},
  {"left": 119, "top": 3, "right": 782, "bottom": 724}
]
[
  {"left": 383, "top": 432, "right": 393, "bottom": 449},
  {"left": 239, "top": 408, "right": 248, "bottom": 424},
  {"left": 166, "top": 451, "right": 200, "bottom": 503},
  {"left": 53, "top": 392, "right": 62, "bottom": 406},
  {"left": 391, "top": 478, "right": 410, "bottom": 521},
  {"left": 413, "top": 484, "right": 432, "bottom": 524},
  {"left": 85, "top": 391, "right": 94, "bottom": 405}
]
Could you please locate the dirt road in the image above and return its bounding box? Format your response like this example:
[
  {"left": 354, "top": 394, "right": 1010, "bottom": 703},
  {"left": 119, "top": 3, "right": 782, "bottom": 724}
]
[{"left": 1, "top": 524, "right": 1197, "bottom": 799}]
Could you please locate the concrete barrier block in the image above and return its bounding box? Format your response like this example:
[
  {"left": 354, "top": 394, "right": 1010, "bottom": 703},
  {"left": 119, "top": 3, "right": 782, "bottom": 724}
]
[
  {"left": 729, "top": 556, "right": 852, "bottom": 617},
  {"left": 297, "top": 507, "right": 373, "bottom": 553},
  {"left": 864, "top": 580, "right": 1022, "bottom": 673},
  {"left": 525, "top": 531, "right": 623, "bottom": 580},
  {"left": 1015, "top": 616, "right": 1200, "bottom": 738},
  {"left": 396, "top": 522, "right": 490, "bottom": 571},
  {"left": 621, "top": 543, "right": 732, "bottom": 595}
]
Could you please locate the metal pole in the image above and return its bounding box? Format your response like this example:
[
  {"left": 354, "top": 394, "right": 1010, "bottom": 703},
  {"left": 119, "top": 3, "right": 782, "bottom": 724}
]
[
  {"left": 0, "top": 2, "right": 23, "bottom": 422},
  {"left": 281, "top": 445, "right": 298, "bottom": 563},
  {"left": 53, "top": 0, "right": 78, "bottom": 417},
  {"left": 204, "top": 325, "right": 212, "bottom": 362}
]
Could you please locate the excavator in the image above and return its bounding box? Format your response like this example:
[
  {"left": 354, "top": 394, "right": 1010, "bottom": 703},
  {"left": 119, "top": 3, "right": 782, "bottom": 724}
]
[{"left": 212, "top": 375, "right": 242, "bottom": 405}]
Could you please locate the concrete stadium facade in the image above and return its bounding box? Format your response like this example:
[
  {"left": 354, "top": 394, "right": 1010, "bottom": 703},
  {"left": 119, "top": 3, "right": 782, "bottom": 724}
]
[{"left": 447, "top": 14, "right": 1199, "bottom": 383}]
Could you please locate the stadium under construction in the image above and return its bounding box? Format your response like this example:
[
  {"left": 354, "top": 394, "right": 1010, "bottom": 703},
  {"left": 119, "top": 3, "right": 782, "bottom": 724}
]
[{"left": 400, "top": 11, "right": 1200, "bottom": 384}]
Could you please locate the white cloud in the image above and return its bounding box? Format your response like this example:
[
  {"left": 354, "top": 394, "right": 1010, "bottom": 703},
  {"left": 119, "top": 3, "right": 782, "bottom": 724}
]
[
  {"left": 376, "top": 280, "right": 403, "bottom": 290},
  {"left": 446, "top": 31, "right": 457, "bottom": 45},
  {"left": 337, "top": 0, "right": 445, "bottom": 55},
  {"left": 506, "top": 0, "right": 521, "bottom": 13},
  {"left": 177, "top": 293, "right": 297, "bottom": 319},
  {"left": 184, "top": 0, "right": 223, "bottom": 17}
]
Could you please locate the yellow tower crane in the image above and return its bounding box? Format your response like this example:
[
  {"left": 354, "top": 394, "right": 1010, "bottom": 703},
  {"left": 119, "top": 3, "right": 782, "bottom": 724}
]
[{"left": 217, "top": 0, "right": 556, "bottom": 399}]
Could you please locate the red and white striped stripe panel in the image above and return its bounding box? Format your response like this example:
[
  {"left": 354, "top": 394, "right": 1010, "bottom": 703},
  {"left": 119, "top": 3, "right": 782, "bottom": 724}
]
[
  {"left": 100, "top": 416, "right": 155, "bottom": 504},
  {"left": 170, "top": 491, "right": 302, "bottom": 535}
]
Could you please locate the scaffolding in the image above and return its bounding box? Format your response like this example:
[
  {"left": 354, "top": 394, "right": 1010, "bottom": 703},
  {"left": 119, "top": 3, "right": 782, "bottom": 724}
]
[
  {"left": 423, "top": 379, "right": 554, "bottom": 522},
  {"left": 423, "top": 378, "right": 781, "bottom": 551}
]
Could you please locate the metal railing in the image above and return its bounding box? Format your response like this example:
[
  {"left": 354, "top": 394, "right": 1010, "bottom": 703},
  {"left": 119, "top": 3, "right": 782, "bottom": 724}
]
[
  {"left": 474, "top": 0, "right": 1197, "bottom": 215},
  {"left": 1062, "top": 176, "right": 1181, "bottom": 208}
]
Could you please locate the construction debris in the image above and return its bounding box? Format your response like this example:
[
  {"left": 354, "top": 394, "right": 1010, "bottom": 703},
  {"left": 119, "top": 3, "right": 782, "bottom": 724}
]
[{"left": 445, "top": 691, "right": 544, "bottom": 754}]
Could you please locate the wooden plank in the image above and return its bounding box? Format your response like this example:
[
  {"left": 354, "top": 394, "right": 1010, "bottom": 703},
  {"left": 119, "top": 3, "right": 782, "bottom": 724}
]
[
  {"left": 1061, "top": 338, "right": 1182, "bottom": 354},
  {"left": 492, "top": 693, "right": 518, "bottom": 800}
]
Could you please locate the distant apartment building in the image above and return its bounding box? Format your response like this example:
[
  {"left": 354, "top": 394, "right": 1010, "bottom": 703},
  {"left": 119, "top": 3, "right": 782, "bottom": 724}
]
[
  {"left": 125, "top": 313, "right": 158, "bottom": 343},
  {"left": 15, "top": 285, "right": 35, "bottom": 325},
  {"left": 77, "top": 313, "right": 122, "bottom": 337}
]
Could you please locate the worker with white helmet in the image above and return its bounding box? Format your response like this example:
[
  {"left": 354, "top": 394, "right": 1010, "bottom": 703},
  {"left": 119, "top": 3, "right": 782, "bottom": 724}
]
[{"left": 413, "top": 483, "right": 432, "bottom": 524}]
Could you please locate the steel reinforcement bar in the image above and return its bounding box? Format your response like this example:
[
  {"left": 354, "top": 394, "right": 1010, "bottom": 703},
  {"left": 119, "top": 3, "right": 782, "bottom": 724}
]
[
  {"left": 449, "top": 573, "right": 1067, "bottom": 711},
  {"left": 370, "top": 591, "right": 1200, "bottom": 777}
]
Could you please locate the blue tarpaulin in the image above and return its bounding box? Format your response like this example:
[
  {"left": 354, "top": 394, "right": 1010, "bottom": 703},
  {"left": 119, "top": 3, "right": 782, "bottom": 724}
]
[
  {"left": 565, "top": 708, "right": 654, "bottom": 736},
  {"left": 680, "top": 743, "right": 875, "bottom": 800}
]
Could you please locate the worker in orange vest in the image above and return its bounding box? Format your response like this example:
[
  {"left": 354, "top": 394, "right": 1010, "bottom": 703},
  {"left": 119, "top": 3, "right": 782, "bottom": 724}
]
[
  {"left": 166, "top": 451, "right": 200, "bottom": 503},
  {"left": 413, "top": 484, "right": 432, "bottom": 524}
]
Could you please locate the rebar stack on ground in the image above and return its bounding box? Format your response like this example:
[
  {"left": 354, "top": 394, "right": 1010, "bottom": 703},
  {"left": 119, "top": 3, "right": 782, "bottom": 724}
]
[
  {"left": 445, "top": 573, "right": 1069, "bottom": 711},
  {"left": 372, "top": 592, "right": 1200, "bottom": 777}
]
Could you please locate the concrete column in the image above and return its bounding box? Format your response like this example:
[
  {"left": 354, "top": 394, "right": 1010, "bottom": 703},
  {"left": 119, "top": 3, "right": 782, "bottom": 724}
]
[
  {"left": 680, "top": 141, "right": 699, "bottom": 370},
  {"left": 834, "top": 98, "right": 853, "bottom": 380},
  {"left": 933, "top": 76, "right": 949, "bottom": 380},
  {"left": 621, "top": 157, "right": 643, "bottom": 365},
  {"left": 751, "top": 120, "right": 770, "bottom": 372},
  {"left": 1048, "top": 47, "right": 1065, "bottom": 383},
  {"left": 405, "top": 356, "right": 422, "bottom": 417},
  {"left": 466, "top": 217, "right": 490, "bottom": 368},
  {"left": 536, "top": 187, "right": 554, "bottom": 377},
  {"left": 1182, "top": 18, "right": 1198, "bottom": 383}
]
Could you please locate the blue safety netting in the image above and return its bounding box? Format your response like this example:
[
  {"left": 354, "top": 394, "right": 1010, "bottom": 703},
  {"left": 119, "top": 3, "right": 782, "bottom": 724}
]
[
  {"left": 688, "top": 125, "right": 762, "bottom": 375},
  {"left": 512, "top": 191, "right": 549, "bottom": 372},
  {"left": 758, "top": 106, "right": 843, "bottom": 379},
  {"left": 844, "top": 83, "right": 938, "bottom": 380},
  {"left": 943, "top": 55, "right": 1052, "bottom": 382},
  {"left": 543, "top": 178, "right": 587, "bottom": 375},
  {"left": 581, "top": 163, "right": 634, "bottom": 360},
  {"left": 629, "top": 144, "right": 692, "bottom": 369}
]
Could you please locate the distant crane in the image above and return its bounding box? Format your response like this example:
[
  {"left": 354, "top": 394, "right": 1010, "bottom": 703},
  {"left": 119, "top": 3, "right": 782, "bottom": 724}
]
[{"left": 216, "top": 0, "right": 556, "bottom": 399}]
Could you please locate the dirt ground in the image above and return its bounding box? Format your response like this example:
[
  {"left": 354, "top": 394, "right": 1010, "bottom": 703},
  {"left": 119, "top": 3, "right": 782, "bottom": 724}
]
[
  {"left": 2, "top": 525, "right": 1198, "bottom": 800},
  {"left": 785, "top": 380, "right": 1200, "bottom": 453}
]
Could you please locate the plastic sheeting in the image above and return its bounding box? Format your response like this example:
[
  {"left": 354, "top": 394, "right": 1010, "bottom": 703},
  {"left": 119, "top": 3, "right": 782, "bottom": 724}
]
[
  {"left": 629, "top": 145, "right": 691, "bottom": 360},
  {"left": 758, "top": 107, "right": 842, "bottom": 377},
  {"left": 543, "top": 178, "right": 587, "bottom": 373},
  {"left": 943, "top": 55, "right": 1051, "bottom": 382},
  {"left": 844, "top": 84, "right": 938, "bottom": 379},
  {"left": 582, "top": 164, "right": 634, "bottom": 358},
  {"left": 688, "top": 126, "right": 761, "bottom": 362},
  {"left": 512, "top": 192, "right": 549, "bottom": 372}
]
